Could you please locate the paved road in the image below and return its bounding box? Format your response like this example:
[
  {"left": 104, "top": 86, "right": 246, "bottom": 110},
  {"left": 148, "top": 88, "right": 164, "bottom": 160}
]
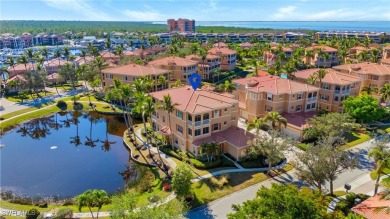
[{"left": 186, "top": 141, "right": 375, "bottom": 219}]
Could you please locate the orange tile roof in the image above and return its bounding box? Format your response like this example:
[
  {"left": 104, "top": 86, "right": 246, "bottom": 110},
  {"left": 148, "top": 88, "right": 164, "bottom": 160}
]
[
  {"left": 149, "top": 86, "right": 238, "bottom": 114},
  {"left": 102, "top": 64, "right": 168, "bottom": 77},
  {"left": 100, "top": 51, "right": 119, "bottom": 59},
  {"left": 233, "top": 76, "right": 319, "bottom": 94},
  {"left": 123, "top": 51, "right": 135, "bottom": 56},
  {"left": 147, "top": 56, "right": 199, "bottom": 67},
  {"left": 306, "top": 45, "right": 338, "bottom": 52},
  {"left": 44, "top": 59, "right": 70, "bottom": 67},
  {"left": 351, "top": 194, "right": 390, "bottom": 219},
  {"left": 75, "top": 56, "right": 94, "bottom": 65},
  {"left": 381, "top": 58, "right": 390, "bottom": 65},
  {"left": 208, "top": 47, "right": 236, "bottom": 55},
  {"left": 350, "top": 46, "right": 374, "bottom": 51},
  {"left": 333, "top": 62, "right": 390, "bottom": 76},
  {"left": 8, "top": 63, "right": 34, "bottom": 72},
  {"left": 282, "top": 111, "right": 317, "bottom": 129},
  {"left": 256, "top": 70, "right": 269, "bottom": 77},
  {"left": 240, "top": 42, "right": 253, "bottom": 48},
  {"left": 6, "top": 74, "right": 26, "bottom": 83},
  {"left": 185, "top": 54, "right": 220, "bottom": 61},
  {"left": 193, "top": 126, "right": 255, "bottom": 149},
  {"left": 294, "top": 68, "right": 361, "bottom": 85},
  {"left": 213, "top": 42, "right": 228, "bottom": 48}
]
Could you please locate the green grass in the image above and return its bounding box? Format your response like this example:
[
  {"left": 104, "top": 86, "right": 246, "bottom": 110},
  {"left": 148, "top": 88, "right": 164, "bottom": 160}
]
[
  {"left": 297, "top": 143, "right": 310, "bottom": 151},
  {"left": 5, "top": 91, "right": 54, "bottom": 102},
  {"left": 0, "top": 107, "right": 41, "bottom": 120},
  {"left": 340, "top": 132, "right": 371, "bottom": 150},
  {"left": 189, "top": 163, "right": 293, "bottom": 209},
  {"left": 0, "top": 105, "right": 61, "bottom": 133}
]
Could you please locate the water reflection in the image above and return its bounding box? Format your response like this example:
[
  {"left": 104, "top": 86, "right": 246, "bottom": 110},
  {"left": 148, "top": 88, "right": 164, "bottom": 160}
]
[{"left": 1, "top": 112, "right": 130, "bottom": 197}]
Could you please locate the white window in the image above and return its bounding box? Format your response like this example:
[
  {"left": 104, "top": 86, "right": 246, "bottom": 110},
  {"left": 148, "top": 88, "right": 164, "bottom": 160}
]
[
  {"left": 250, "top": 92, "right": 258, "bottom": 100},
  {"left": 177, "top": 111, "right": 183, "bottom": 119},
  {"left": 195, "top": 129, "right": 201, "bottom": 136},
  {"left": 322, "top": 83, "right": 330, "bottom": 90},
  {"left": 266, "top": 93, "right": 273, "bottom": 101},
  {"left": 372, "top": 75, "right": 379, "bottom": 81},
  {"left": 265, "top": 105, "right": 273, "bottom": 112},
  {"left": 297, "top": 93, "right": 303, "bottom": 100},
  {"left": 296, "top": 105, "right": 302, "bottom": 112},
  {"left": 213, "top": 123, "right": 219, "bottom": 131},
  {"left": 177, "top": 125, "right": 183, "bottom": 134},
  {"left": 214, "top": 110, "right": 220, "bottom": 117},
  {"left": 321, "top": 94, "right": 329, "bottom": 101}
]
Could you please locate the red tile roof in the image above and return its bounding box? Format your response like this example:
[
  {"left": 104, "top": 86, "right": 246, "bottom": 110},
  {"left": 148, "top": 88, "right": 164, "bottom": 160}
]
[
  {"left": 382, "top": 58, "right": 390, "bottom": 65},
  {"left": 294, "top": 68, "right": 361, "bottom": 85},
  {"left": 351, "top": 194, "right": 390, "bottom": 219},
  {"left": 150, "top": 86, "right": 238, "bottom": 114},
  {"left": 100, "top": 51, "right": 119, "bottom": 59},
  {"left": 333, "top": 62, "right": 390, "bottom": 76},
  {"left": 102, "top": 64, "right": 168, "bottom": 77},
  {"left": 185, "top": 54, "right": 220, "bottom": 61},
  {"left": 6, "top": 74, "right": 26, "bottom": 83},
  {"left": 208, "top": 47, "right": 236, "bottom": 55},
  {"left": 44, "top": 59, "right": 70, "bottom": 67},
  {"left": 147, "top": 56, "right": 199, "bottom": 67},
  {"left": 240, "top": 42, "right": 253, "bottom": 48},
  {"left": 233, "top": 76, "right": 319, "bottom": 94},
  {"left": 281, "top": 111, "right": 317, "bottom": 129},
  {"left": 8, "top": 63, "right": 34, "bottom": 72},
  {"left": 193, "top": 126, "right": 255, "bottom": 149},
  {"left": 213, "top": 42, "right": 228, "bottom": 48},
  {"left": 306, "top": 45, "right": 338, "bottom": 52}
]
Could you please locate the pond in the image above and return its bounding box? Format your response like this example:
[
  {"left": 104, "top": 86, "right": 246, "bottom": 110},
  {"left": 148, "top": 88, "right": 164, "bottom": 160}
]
[{"left": 0, "top": 111, "right": 131, "bottom": 198}]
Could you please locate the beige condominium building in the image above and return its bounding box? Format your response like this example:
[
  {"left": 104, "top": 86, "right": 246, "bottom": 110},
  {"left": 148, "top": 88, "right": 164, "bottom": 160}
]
[
  {"left": 147, "top": 56, "right": 198, "bottom": 82},
  {"left": 101, "top": 64, "right": 169, "bottom": 91},
  {"left": 294, "top": 68, "right": 361, "bottom": 113},
  {"left": 208, "top": 47, "right": 237, "bottom": 71},
  {"left": 333, "top": 62, "right": 390, "bottom": 90},
  {"left": 150, "top": 86, "right": 255, "bottom": 160},
  {"left": 185, "top": 54, "right": 221, "bottom": 80},
  {"left": 304, "top": 45, "right": 339, "bottom": 67},
  {"left": 232, "top": 75, "right": 320, "bottom": 139},
  {"left": 383, "top": 45, "right": 390, "bottom": 59}
]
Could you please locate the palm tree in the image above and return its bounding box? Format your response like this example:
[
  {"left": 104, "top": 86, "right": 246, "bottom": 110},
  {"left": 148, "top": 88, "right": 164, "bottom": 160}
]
[
  {"left": 54, "top": 49, "right": 62, "bottom": 67},
  {"left": 157, "top": 75, "right": 167, "bottom": 90},
  {"left": 170, "top": 79, "right": 182, "bottom": 88},
  {"left": 76, "top": 189, "right": 110, "bottom": 219},
  {"left": 370, "top": 49, "right": 380, "bottom": 63},
  {"left": 380, "top": 84, "right": 390, "bottom": 104},
  {"left": 219, "top": 80, "right": 236, "bottom": 93},
  {"left": 246, "top": 117, "right": 269, "bottom": 136},
  {"left": 93, "top": 57, "right": 109, "bottom": 89},
  {"left": 362, "top": 86, "right": 378, "bottom": 95},
  {"left": 158, "top": 94, "right": 179, "bottom": 148},
  {"left": 5, "top": 56, "right": 17, "bottom": 75},
  {"left": 17, "top": 55, "right": 29, "bottom": 70},
  {"left": 315, "top": 69, "right": 327, "bottom": 86},
  {"left": 41, "top": 47, "right": 49, "bottom": 61},
  {"left": 306, "top": 74, "right": 317, "bottom": 85},
  {"left": 265, "top": 111, "right": 287, "bottom": 131},
  {"left": 368, "top": 140, "right": 390, "bottom": 195},
  {"left": 304, "top": 49, "right": 315, "bottom": 68}
]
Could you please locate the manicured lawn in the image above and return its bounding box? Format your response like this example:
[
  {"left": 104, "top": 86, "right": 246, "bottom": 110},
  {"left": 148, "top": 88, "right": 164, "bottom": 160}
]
[
  {"left": 189, "top": 163, "right": 293, "bottom": 209},
  {"left": 0, "top": 107, "right": 40, "bottom": 120},
  {"left": 0, "top": 105, "right": 61, "bottom": 133},
  {"left": 5, "top": 91, "right": 54, "bottom": 102},
  {"left": 340, "top": 132, "right": 370, "bottom": 150}
]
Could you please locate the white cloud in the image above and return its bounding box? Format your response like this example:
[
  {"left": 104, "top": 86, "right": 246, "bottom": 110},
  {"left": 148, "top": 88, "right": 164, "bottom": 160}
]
[
  {"left": 122, "top": 10, "right": 165, "bottom": 21},
  {"left": 41, "top": 0, "right": 112, "bottom": 20},
  {"left": 279, "top": 6, "right": 297, "bottom": 14}
]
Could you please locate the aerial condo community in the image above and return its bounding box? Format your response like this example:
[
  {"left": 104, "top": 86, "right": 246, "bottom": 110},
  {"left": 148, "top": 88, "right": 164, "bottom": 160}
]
[{"left": 1, "top": 0, "right": 390, "bottom": 218}]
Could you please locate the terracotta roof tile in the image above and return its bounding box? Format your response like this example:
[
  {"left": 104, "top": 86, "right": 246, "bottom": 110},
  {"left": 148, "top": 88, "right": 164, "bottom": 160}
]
[
  {"left": 233, "top": 76, "right": 319, "bottom": 94},
  {"left": 334, "top": 62, "right": 390, "bottom": 76},
  {"left": 102, "top": 64, "right": 168, "bottom": 77},
  {"left": 193, "top": 126, "right": 254, "bottom": 148},
  {"left": 147, "top": 56, "right": 199, "bottom": 67},
  {"left": 208, "top": 47, "right": 237, "bottom": 55},
  {"left": 150, "top": 86, "right": 238, "bottom": 114},
  {"left": 8, "top": 63, "right": 34, "bottom": 72},
  {"left": 294, "top": 68, "right": 361, "bottom": 85},
  {"left": 306, "top": 45, "right": 338, "bottom": 52},
  {"left": 351, "top": 194, "right": 390, "bottom": 219}
]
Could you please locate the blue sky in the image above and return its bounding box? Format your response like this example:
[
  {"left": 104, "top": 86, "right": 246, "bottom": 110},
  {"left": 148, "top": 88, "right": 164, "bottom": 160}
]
[{"left": 1, "top": 0, "right": 390, "bottom": 21}]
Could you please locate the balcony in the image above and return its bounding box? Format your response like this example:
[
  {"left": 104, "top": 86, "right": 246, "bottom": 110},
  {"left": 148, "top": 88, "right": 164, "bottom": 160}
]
[
  {"left": 195, "top": 121, "right": 202, "bottom": 127},
  {"left": 152, "top": 115, "right": 157, "bottom": 121},
  {"left": 203, "top": 119, "right": 210, "bottom": 125},
  {"left": 307, "top": 97, "right": 317, "bottom": 102},
  {"left": 334, "top": 90, "right": 341, "bottom": 94},
  {"left": 342, "top": 89, "right": 351, "bottom": 94},
  {"left": 188, "top": 120, "right": 193, "bottom": 126}
]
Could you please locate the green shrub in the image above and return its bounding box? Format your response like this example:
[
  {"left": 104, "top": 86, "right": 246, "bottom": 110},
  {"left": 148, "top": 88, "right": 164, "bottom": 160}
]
[
  {"left": 191, "top": 158, "right": 222, "bottom": 169},
  {"left": 56, "top": 100, "right": 67, "bottom": 110},
  {"left": 209, "top": 176, "right": 229, "bottom": 188},
  {"left": 53, "top": 208, "right": 73, "bottom": 219},
  {"left": 26, "top": 208, "right": 40, "bottom": 219},
  {"left": 335, "top": 193, "right": 370, "bottom": 215},
  {"left": 73, "top": 102, "right": 83, "bottom": 111},
  {"left": 160, "top": 146, "right": 183, "bottom": 161}
]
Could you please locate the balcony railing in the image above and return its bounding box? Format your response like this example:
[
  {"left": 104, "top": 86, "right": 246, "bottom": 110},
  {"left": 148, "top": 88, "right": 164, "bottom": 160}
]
[
  {"left": 307, "top": 97, "right": 317, "bottom": 102},
  {"left": 203, "top": 119, "right": 210, "bottom": 125},
  {"left": 188, "top": 120, "right": 192, "bottom": 126},
  {"left": 195, "top": 121, "right": 202, "bottom": 127},
  {"left": 152, "top": 115, "right": 157, "bottom": 120},
  {"left": 342, "top": 89, "right": 351, "bottom": 94}
]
